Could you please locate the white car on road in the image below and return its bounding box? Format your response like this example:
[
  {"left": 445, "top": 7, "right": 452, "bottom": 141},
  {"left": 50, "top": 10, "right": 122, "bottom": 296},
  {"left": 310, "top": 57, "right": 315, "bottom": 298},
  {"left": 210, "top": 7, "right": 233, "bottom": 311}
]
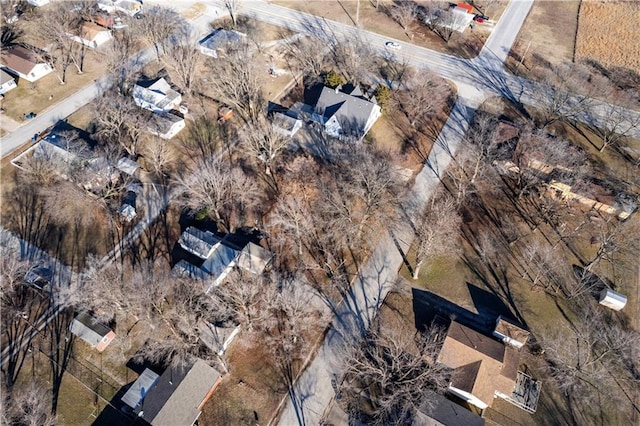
[{"left": 385, "top": 41, "right": 401, "bottom": 50}]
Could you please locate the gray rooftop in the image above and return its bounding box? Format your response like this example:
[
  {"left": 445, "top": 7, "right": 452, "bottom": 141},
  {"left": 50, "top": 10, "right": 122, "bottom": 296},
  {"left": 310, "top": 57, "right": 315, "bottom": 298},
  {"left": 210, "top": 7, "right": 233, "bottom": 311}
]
[
  {"left": 136, "top": 359, "right": 221, "bottom": 426},
  {"left": 236, "top": 242, "right": 272, "bottom": 275},
  {"left": 200, "top": 243, "right": 239, "bottom": 277},
  {"left": 178, "top": 227, "right": 222, "bottom": 259},
  {"left": 413, "top": 391, "right": 485, "bottom": 426},
  {"left": 70, "top": 312, "right": 113, "bottom": 347},
  {"left": 199, "top": 29, "right": 244, "bottom": 51},
  {"left": 172, "top": 259, "right": 211, "bottom": 281},
  {"left": 315, "top": 85, "right": 379, "bottom": 138},
  {"left": 0, "top": 69, "right": 15, "bottom": 85},
  {"left": 121, "top": 368, "right": 160, "bottom": 409}
]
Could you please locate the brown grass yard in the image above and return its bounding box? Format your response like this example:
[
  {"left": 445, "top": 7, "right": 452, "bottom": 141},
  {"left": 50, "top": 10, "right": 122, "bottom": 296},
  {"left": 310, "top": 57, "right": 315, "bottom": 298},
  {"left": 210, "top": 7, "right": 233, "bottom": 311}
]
[
  {"left": 575, "top": 0, "right": 640, "bottom": 74},
  {"left": 507, "top": 0, "right": 580, "bottom": 73},
  {"left": 200, "top": 330, "right": 319, "bottom": 426},
  {"left": 0, "top": 50, "right": 107, "bottom": 123}
]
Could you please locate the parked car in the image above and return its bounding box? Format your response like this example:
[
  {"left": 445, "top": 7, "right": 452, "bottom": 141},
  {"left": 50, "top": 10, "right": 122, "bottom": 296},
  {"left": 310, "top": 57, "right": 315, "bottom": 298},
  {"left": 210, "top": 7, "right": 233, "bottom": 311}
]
[
  {"left": 385, "top": 41, "right": 401, "bottom": 50},
  {"left": 24, "top": 112, "right": 37, "bottom": 119},
  {"left": 25, "top": 265, "right": 53, "bottom": 291}
]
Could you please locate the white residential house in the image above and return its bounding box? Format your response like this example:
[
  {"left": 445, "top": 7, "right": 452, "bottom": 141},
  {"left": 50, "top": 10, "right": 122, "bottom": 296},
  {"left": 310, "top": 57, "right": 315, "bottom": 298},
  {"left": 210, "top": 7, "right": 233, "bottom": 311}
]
[
  {"left": 311, "top": 85, "right": 381, "bottom": 141},
  {"left": 133, "top": 78, "right": 182, "bottom": 113},
  {"left": 70, "top": 22, "right": 113, "bottom": 48},
  {"left": 147, "top": 112, "right": 186, "bottom": 140},
  {"left": 0, "top": 69, "right": 17, "bottom": 95},
  {"left": 0, "top": 45, "right": 53, "bottom": 82},
  {"left": 98, "top": 0, "right": 142, "bottom": 16},
  {"left": 174, "top": 227, "right": 273, "bottom": 293},
  {"left": 198, "top": 29, "right": 246, "bottom": 58}
]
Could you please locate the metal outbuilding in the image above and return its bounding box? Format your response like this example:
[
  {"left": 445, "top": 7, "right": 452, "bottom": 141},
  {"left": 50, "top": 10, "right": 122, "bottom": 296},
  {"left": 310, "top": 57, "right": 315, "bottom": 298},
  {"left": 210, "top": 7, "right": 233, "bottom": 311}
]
[{"left": 598, "top": 288, "right": 627, "bottom": 311}]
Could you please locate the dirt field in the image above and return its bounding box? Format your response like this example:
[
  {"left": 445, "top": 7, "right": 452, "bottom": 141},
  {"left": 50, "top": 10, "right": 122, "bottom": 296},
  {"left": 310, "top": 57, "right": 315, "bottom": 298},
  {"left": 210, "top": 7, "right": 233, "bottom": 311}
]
[
  {"left": 507, "top": 0, "right": 580, "bottom": 71},
  {"left": 575, "top": 0, "right": 640, "bottom": 74}
]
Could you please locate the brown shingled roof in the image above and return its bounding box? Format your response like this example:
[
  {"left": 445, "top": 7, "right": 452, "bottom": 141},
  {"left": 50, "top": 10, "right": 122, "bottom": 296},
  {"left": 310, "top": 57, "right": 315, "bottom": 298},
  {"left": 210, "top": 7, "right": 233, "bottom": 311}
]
[
  {"left": 437, "top": 321, "right": 518, "bottom": 408},
  {"left": 1, "top": 45, "right": 41, "bottom": 76}
]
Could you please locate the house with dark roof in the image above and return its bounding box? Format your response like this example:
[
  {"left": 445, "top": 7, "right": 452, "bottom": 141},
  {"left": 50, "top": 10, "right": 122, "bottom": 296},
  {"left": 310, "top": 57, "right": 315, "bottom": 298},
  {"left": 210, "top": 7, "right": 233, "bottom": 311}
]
[
  {"left": 147, "top": 111, "right": 186, "bottom": 140},
  {"left": 412, "top": 391, "right": 485, "bottom": 426},
  {"left": 178, "top": 227, "right": 223, "bottom": 259},
  {"left": 198, "top": 29, "right": 246, "bottom": 58},
  {"left": 0, "top": 69, "right": 17, "bottom": 95},
  {"left": 70, "top": 312, "right": 116, "bottom": 352},
  {"left": 173, "top": 227, "right": 273, "bottom": 292},
  {"left": 130, "top": 359, "right": 221, "bottom": 426},
  {"left": 1, "top": 45, "right": 53, "bottom": 82},
  {"left": 272, "top": 111, "right": 302, "bottom": 138},
  {"left": 436, "top": 321, "right": 519, "bottom": 411},
  {"left": 310, "top": 85, "right": 381, "bottom": 141}
]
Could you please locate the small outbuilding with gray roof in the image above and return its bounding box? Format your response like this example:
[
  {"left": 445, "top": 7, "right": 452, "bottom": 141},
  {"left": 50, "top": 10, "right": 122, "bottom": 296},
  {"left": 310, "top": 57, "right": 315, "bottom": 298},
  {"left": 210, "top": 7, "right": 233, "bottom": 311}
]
[{"left": 70, "top": 312, "right": 116, "bottom": 352}]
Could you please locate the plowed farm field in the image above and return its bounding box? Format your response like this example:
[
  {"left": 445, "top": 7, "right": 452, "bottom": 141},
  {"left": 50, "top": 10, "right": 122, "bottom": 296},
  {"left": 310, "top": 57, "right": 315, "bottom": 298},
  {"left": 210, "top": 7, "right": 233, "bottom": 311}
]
[{"left": 575, "top": 0, "right": 640, "bottom": 72}]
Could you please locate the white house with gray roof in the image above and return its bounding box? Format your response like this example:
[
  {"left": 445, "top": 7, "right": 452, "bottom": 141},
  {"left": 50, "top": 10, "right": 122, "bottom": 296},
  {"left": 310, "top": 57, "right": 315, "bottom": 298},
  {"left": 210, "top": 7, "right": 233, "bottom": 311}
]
[
  {"left": 311, "top": 85, "right": 381, "bottom": 141},
  {"left": 0, "top": 69, "right": 17, "bottom": 95},
  {"left": 133, "top": 78, "right": 182, "bottom": 113}
]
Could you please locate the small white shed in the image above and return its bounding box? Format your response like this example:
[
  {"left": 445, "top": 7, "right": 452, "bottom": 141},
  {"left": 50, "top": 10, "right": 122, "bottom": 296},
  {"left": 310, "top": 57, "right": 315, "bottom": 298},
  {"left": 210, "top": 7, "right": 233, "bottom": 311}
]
[{"left": 598, "top": 288, "right": 627, "bottom": 311}]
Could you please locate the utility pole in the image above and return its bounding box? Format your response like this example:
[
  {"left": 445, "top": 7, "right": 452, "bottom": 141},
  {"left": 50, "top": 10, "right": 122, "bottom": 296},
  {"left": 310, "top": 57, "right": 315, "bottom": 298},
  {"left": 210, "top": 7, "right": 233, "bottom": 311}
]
[{"left": 356, "top": 0, "right": 360, "bottom": 26}]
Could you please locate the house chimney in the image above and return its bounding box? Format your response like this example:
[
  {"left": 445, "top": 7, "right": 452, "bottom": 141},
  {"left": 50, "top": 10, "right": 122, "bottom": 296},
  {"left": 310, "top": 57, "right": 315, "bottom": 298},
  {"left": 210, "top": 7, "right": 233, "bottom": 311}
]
[{"left": 335, "top": 85, "right": 341, "bottom": 94}]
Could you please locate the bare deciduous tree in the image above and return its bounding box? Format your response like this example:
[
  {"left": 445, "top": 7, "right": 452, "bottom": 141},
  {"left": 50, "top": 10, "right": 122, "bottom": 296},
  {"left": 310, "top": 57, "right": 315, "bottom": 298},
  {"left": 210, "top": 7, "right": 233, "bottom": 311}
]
[
  {"left": 174, "top": 156, "right": 261, "bottom": 232},
  {"left": 205, "top": 49, "right": 264, "bottom": 123},
  {"left": 92, "top": 91, "right": 149, "bottom": 157},
  {"left": 282, "top": 35, "right": 327, "bottom": 80},
  {"left": 238, "top": 113, "right": 289, "bottom": 179},
  {"left": 329, "top": 35, "right": 376, "bottom": 85},
  {"left": 446, "top": 114, "right": 500, "bottom": 204},
  {"left": 545, "top": 307, "right": 640, "bottom": 415},
  {"left": 389, "top": 1, "right": 418, "bottom": 37},
  {"left": 429, "top": 6, "right": 467, "bottom": 43},
  {"left": 324, "top": 145, "right": 402, "bottom": 249},
  {"left": 5, "top": 382, "right": 56, "bottom": 426},
  {"left": 134, "top": 5, "right": 187, "bottom": 60},
  {"left": 31, "top": 4, "right": 80, "bottom": 83},
  {"left": 396, "top": 71, "right": 450, "bottom": 130},
  {"left": 162, "top": 28, "right": 203, "bottom": 98},
  {"left": 533, "top": 63, "right": 607, "bottom": 128},
  {"left": 412, "top": 192, "right": 461, "bottom": 279},
  {"left": 339, "top": 317, "right": 451, "bottom": 425},
  {"left": 143, "top": 137, "right": 177, "bottom": 182},
  {"left": 510, "top": 129, "right": 587, "bottom": 200},
  {"left": 588, "top": 93, "right": 640, "bottom": 153}
]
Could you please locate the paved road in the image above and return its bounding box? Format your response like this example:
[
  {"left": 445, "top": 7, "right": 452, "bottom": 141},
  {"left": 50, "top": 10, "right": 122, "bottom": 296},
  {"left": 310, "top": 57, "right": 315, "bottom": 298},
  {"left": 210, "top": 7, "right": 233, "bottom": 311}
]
[
  {"left": 232, "top": 0, "right": 640, "bottom": 139},
  {"left": 278, "top": 94, "right": 482, "bottom": 426},
  {"left": 0, "top": 11, "right": 217, "bottom": 158}
]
